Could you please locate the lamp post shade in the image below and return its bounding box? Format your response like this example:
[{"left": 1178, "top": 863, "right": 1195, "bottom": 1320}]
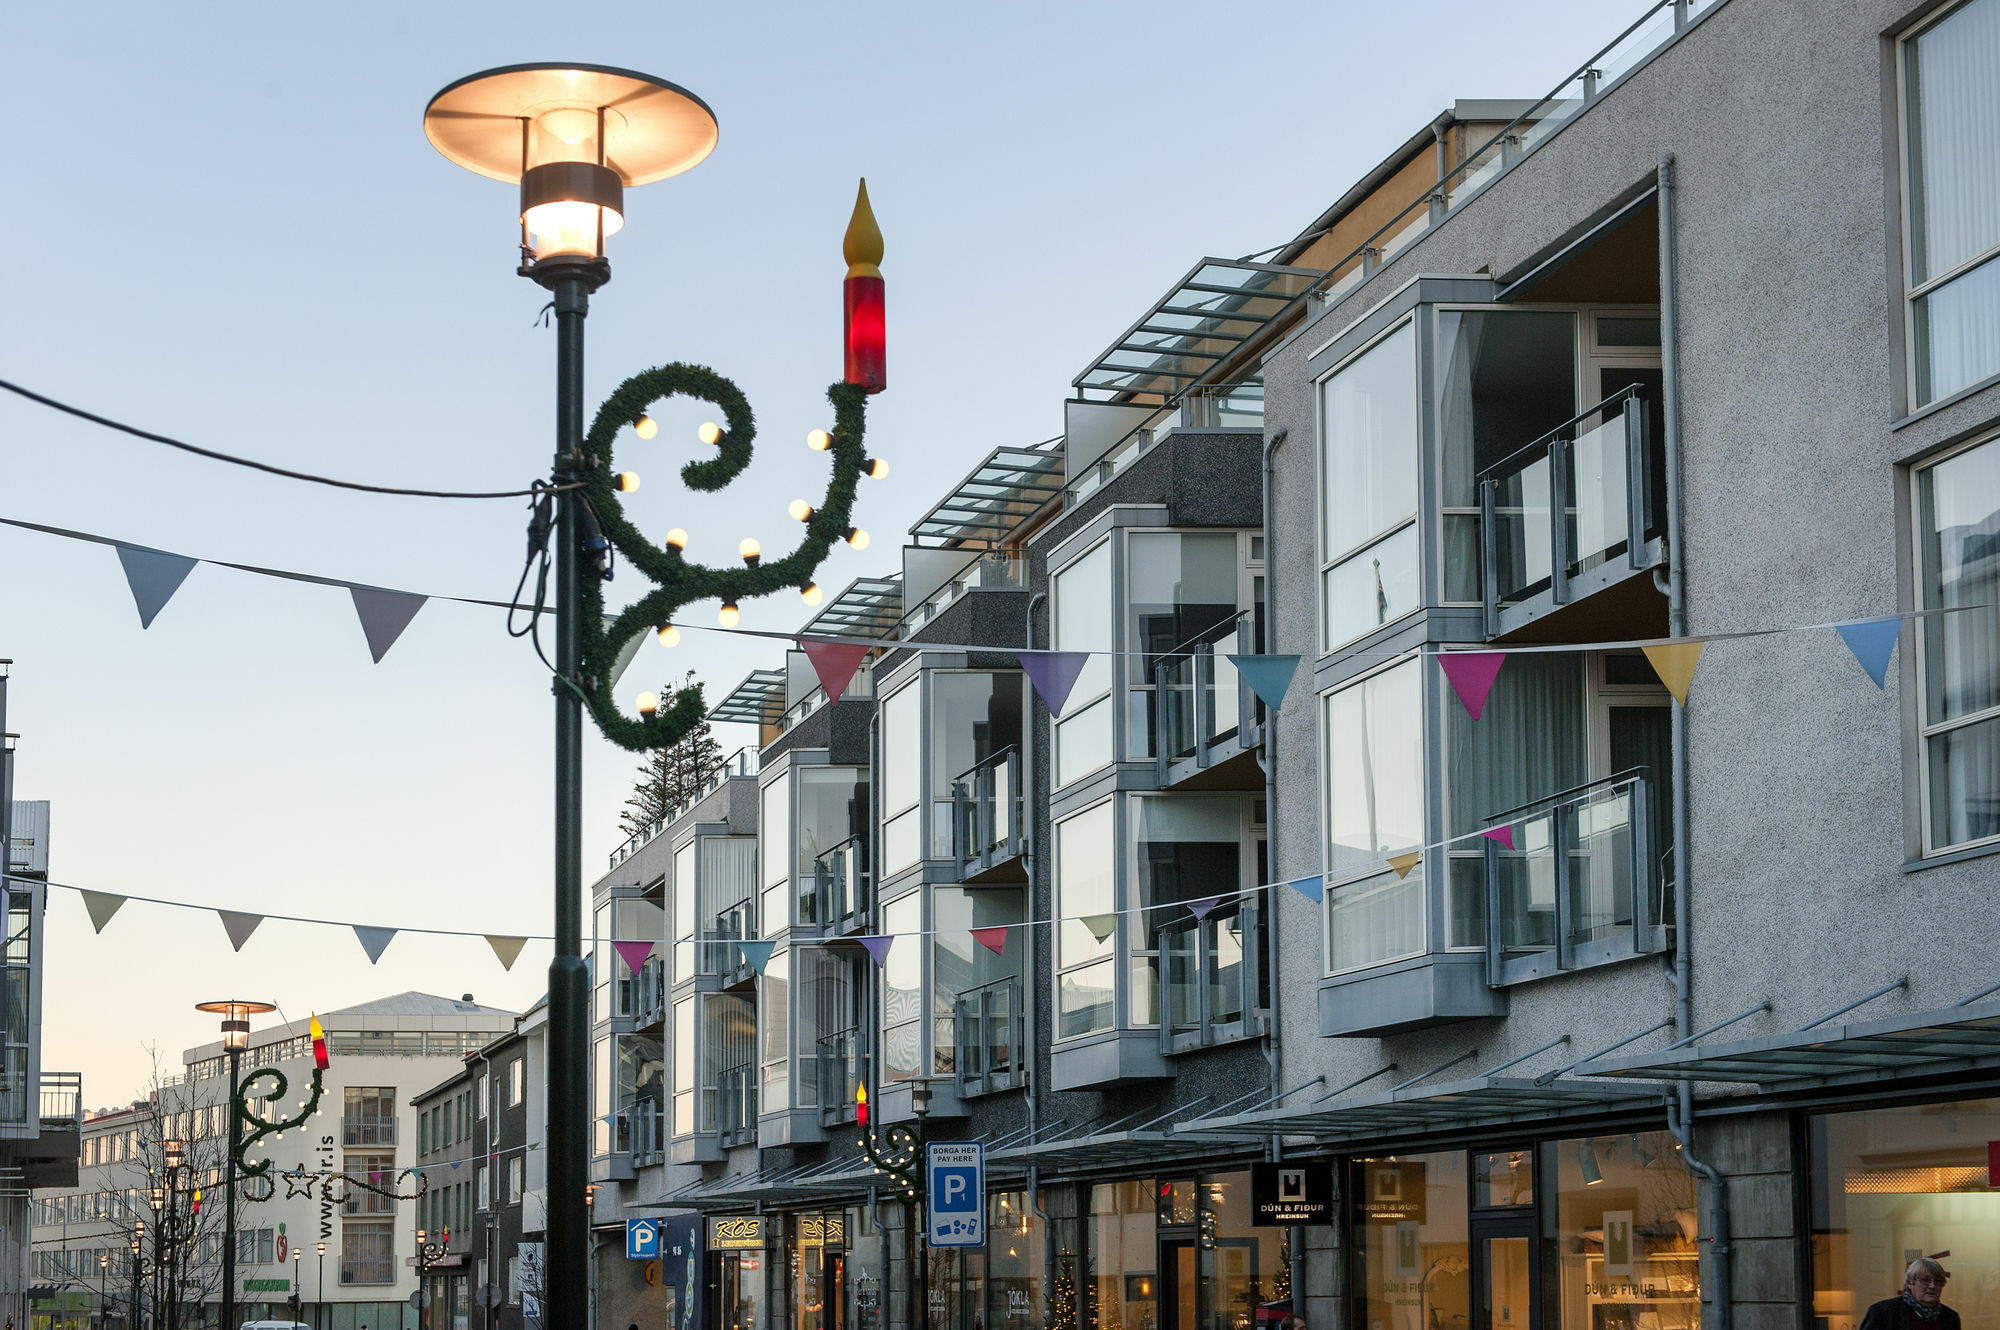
[{"left": 194, "top": 998, "right": 276, "bottom": 1050}]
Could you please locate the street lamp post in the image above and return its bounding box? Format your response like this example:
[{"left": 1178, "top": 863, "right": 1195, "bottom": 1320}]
[
  {"left": 421, "top": 64, "right": 718, "bottom": 1330},
  {"left": 129, "top": 1222, "right": 143, "bottom": 1330},
  {"left": 292, "top": 1250, "right": 301, "bottom": 1325},
  {"left": 196, "top": 1000, "right": 276, "bottom": 1330},
  {"left": 315, "top": 1241, "right": 325, "bottom": 1330}
]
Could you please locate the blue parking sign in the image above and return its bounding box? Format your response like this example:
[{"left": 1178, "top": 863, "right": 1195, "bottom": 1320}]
[
  {"left": 927, "top": 1142, "right": 985, "bottom": 1248},
  {"left": 627, "top": 1218, "right": 661, "bottom": 1260}
]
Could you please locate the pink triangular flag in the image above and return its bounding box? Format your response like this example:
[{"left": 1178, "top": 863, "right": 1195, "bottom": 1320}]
[
  {"left": 1436, "top": 651, "right": 1508, "bottom": 720},
  {"left": 1480, "top": 825, "right": 1515, "bottom": 850},
  {"left": 800, "top": 638, "right": 871, "bottom": 704},
  {"left": 970, "top": 926, "right": 1009, "bottom": 956},
  {"left": 613, "top": 940, "right": 656, "bottom": 974}
]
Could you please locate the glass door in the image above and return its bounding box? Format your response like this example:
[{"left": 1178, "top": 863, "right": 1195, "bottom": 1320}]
[
  {"left": 1471, "top": 1219, "right": 1537, "bottom": 1330},
  {"left": 1159, "top": 1240, "right": 1200, "bottom": 1330}
]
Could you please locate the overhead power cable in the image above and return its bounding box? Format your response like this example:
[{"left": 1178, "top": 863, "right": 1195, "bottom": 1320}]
[{"left": 0, "top": 375, "right": 567, "bottom": 500}]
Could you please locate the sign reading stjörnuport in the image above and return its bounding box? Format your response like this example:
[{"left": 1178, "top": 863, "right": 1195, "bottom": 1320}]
[
  {"left": 1251, "top": 1160, "right": 1334, "bottom": 1226},
  {"left": 927, "top": 1141, "right": 985, "bottom": 1247}
]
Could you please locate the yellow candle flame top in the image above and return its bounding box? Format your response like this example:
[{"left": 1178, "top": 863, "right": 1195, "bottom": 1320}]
[{"left": 844, "top": 178, "right": 883, "bottom": 280}]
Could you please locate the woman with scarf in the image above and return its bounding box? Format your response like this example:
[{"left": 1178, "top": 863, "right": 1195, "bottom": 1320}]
[{"left": 1861, "top": 1258, "right": 1959, "bottom": 1330}]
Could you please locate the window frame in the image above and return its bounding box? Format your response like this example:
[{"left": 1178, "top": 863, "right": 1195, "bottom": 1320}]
[
  {"left": 1316, "top": 316, "right": 1422, "bottom": 653},
  {"left": 1319, "top": 653, "right": 1431, "bottom": 977},
  {"left": 1050, "top": 536, "right": 1117, "bottom": 789}
]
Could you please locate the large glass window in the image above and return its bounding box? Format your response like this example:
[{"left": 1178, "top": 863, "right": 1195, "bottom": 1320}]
[
  {"left": 1320, "top": 321, "right": 1419, "bottom": 649},
  {"left": 880, "top": 894, "right": 922, "bottom": 1081},
  {"left": 701, "top": 836, "right": 757, "bottom": 971},
  {"left": 674, "top": 839, "right": 697, "bottom": 980},
  {"left": 672, "top": 997, "right": 695, "bottom": 1135},
  {"left": 1812, "top": 1097, "right": 2000, "bottom": 1330},
  {"left": 1130, "top": 795, "right": 1243, "bottom": 1028},
  {"left": 932, "top": 886, "right": 1023, "bottom": 1075},
  {"left": 761, "top": 776, "right": 791, "bottom": 932},
  {"left": 1086, "top": 1181, "right": 1156, "bottom": 1330},
  {"left": 1551, "top": 1132, "right": 1696, "bottom": 1330},
  {"left": 1918, "top": 435, "right": 2000, "bottom": 852},
  {"left": 1905, "top": 0, "right": 2000, "bottom": 404},
  {"left": 931, "top": 673, "right": 1024, "bottom": 858},
  {"left": 1055, "top": 541, "right": 1115, "bottom": 786},
  {"left": 798, "top": 766, "right": 867, "bottom": 881},
  {"left": 1056, "top": 802, "right": 1115, "bottom": 1038},
  {"left": 881, "top": 683, "right": 923, "bottom": 876},
  {"left": 760, "top": 948, "right": 789, "bottom": 1110},
  {"left": 341, "top": 1222, "right": 395, "bottom": 1285},
  {"left": 1349, "top": 1152, "right": 1470, "bottom": 1330},
  {"left": 341, "top": 1087, "right": 397, "bottom": 1146},
  {"left": 1323, "top": 660, "right": 1425, "bottom": 972},
  {"left": 612, "top": 897, "right": 663, "bottom": 1018},
  {"left": 1129, "top": 532, "right": 1241, "bottom": 760}
]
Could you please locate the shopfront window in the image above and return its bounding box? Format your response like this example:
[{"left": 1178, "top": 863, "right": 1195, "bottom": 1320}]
[
  {"left": 846, "top": 1203, "right": 888, "bottom": 1330},
  {"left": 1203, "top": 1171, "right": 1292, "bottom": 1330},
  {"left": 987, "top": 1190, "right": 1045, "bottom": 1330},
  {"left": 1351, "top": 1151, "right": 1471, "bottom": 1330},
  {"left": 1088, "top": 1180, "right": 1158, "bottom": 1330},
  {"left": 1550, "top": 1132, "right": 1695, "bottom": 1330},
  {"left": 1812, "top": 1098, "right": 2000, "bottom": 1330}
]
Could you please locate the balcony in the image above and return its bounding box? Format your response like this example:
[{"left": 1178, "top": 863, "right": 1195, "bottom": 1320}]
[
  {"left": 711, "top": 900, "right": 759, "bottom": 990},
  {"left": 633, "top": 956, "right": 667, "bottom": 1029},
  {"left": 716, "top": 1064, "right": 758, "bottom": 1149},
  {"left": 1153, "top": 619, "right": 1260, "bottom": 787},
  {"left": 631, "top": 1100, "right": 664, "bottom": 1166},
  {"left": 803, "top": 837, "right": 871, "bottom": 937},
  {"left": 901, "top": 552, "right": 1027, "bottom": 636},
  {"left": 816, "top": 1028, "right": 867, "bottom": 1126},
  {"left": 952, "top": 748, "right": 1026, "bottom": 881},
  {"left": 1159, "top": 905, "right": 1268, "bottom": 1053},
  {"left": 953, "top": 977, "right": 1026, "bottom": 1097},
  {"left": 1478, "top": 386, "right": 1665, "bottom": 637},
  {"left": 1478, "top": 771, "right": 1668, "bottom": 985}
]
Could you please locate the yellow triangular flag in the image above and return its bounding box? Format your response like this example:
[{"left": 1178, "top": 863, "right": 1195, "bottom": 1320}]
[
  {"left": 1642, "top": 640, "right": 1705, "bottom": 706},
  {"left": 1081, "top": 914, "right": 1117, "bottom": 943},
  {"left": 486, "top": 936, "right": 528, "bottom": 971},
  {"left": 1387, "top": 852, "right": 1421, "bottom": 880}
]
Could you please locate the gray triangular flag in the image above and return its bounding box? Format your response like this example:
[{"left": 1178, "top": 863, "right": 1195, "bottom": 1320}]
[
  {"left": 218, "top": 910, "right": 264, "bottom": 952},
  {"left": 608, "top": 617, "right": 650, "bottom": 687},
  {"left": 115, "top": 545, "right": 198, "bottom": 629},
  {"left": 80, "top": 891, "right": 127, "bottom": 934},
  {"left": 349, "top": 588, "right": 427, "bottom": 664},
  {"left": 486, "top": 935, "right": 528, "bottom": 970},
  {"left": 353, "top": 926, "right": 396, "bottom": 964}
]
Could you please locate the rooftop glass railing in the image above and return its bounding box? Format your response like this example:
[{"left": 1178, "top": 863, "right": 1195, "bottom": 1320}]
[
  {"left": 609, "top": 746, "right": 760, "bottom": 867},
  {"left": 900, "top": 553, "right": 1028, "bottom": 635}
]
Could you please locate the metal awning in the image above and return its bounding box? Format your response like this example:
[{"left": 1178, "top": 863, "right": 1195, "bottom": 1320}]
[
  {"left": 706, "top": 668, "right": 785, "bottom": 725},
  {"left": 802, "top": 575, "right": 904, "bottom": 641},
  {"left": 1180, "top": 1076, "right": 1661, "bottom": 1141},
  {"left": 1073, "top": 258, "right": 1326, "bottom": 402},
  {"left": 1583, "top": 994, "right": 2000, "bottom": 1090},
  {"left": 989, "top": 1098, "right": 1262, "bottom": 1174},
  {"left": 910, "top": 440, "right": 1065, "bottom": 547}
]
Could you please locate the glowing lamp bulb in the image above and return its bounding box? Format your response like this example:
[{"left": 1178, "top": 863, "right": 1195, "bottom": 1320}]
[
  {"left": 801, "top": 582, "right": 823, "bottom": 607},
  {"left": 739, "top": 537, "right": 762, "bottom": 565},
  {"left": 807, "top": 429, "right": 832, "bottom": 452},
  {"left": 718, "top": 602, "right": 740, "bottom": 629},
  {"left": 634, "top": 415, "right": 658, "bottom": 440},
  {"left": 789, "top": 499, "right": 814, "bottom": 523},
  {"left": 864, "top": 457, "right": 890, "bottom": 480},
  {"left": 614, "top": 472, "right": 641, "bottom": 492},
  {"left": 845, "top": 527, "right": 870, "bottom": 550},
  {"left": 657, "top": 624, "right": 681, "bottom": 649},
  {"left": 698, "top": 421, "right": 723, "bottom": 446},
  {"left": 665, "top": 528, "right": 689, "bottom": 551},
  {"left": 636, "top": 692, "right": 659, "bottom": 716}
]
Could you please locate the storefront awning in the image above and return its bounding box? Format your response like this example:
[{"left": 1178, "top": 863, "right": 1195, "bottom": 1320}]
[
  {"left": 989, "top": 1098, "right": 1263, "bottom": 1174},
  {"left": 1582, "top": 991, "right": 2000, "bottom": 1090},
  {"left": 1179, "top": 1074, "right": 1663, "bottom": 1142}
]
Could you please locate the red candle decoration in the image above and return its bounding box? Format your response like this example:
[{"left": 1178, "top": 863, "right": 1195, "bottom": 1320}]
[
  {"left": 843, "top": 178, "right": 886, "bottom": 393},
  {"left": 856, "top": 1081, "right": 869, "bottom": 1127},
  {"left": 310, "top": 1012, "right": 330, "bottom": 1069}
]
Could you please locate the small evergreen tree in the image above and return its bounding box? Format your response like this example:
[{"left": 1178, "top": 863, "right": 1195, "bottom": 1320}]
[{"left": 618, "top": 671, "right": 726, "bottom": 838}]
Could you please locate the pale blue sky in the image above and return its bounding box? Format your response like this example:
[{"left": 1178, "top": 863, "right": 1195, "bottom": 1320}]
[{"left": 3, "top": 0, "right": 1631, "bottom": 1104}]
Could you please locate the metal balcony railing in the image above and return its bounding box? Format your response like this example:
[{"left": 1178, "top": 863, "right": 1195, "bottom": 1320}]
[
  {"left": 1477, "top": 386, "right": 1664, "bottom": 634},
  {"left": 633, "top": 956, "right": 668, "bottom": 1027},
  {"left": 953, "top": 977, "right": 1026, "bottom": 1096},
  {"left": 1478, "top": 770, "right": 1667, "bottom": 985},
  {"left": 716, "top": 1064, "right": 758, "bottom": 1148},
  {"left": 630, "top": 1101, "right": 664, "bottom": 1164},
  {"left": 38, "top": 1072, "right": 80, "bottom": 1128},
  {"left": 951, "top": 747, "right": 1025, "bottom": 872},
  {"left": 1153, "top": 619, "right": 1254, "bottom": 775},
  {"left": 1159, "top": 904, "right": 1268, "bottom": 1053},
  {"left": 816, "top": 1028, "right": 868, "bottom": 1125},
  {"left": 803, "top": 836, "right": 871, "bottom": 934},
  {"left": 707, "top": 900, "right": 758, "bottom": 981}
]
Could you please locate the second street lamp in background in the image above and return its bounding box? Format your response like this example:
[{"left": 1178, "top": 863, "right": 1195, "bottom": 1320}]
[{"left": 195, "top": 998, "right": 274, "bottom": 1330}]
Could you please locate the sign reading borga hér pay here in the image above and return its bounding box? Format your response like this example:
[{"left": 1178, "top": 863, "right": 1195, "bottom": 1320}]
[{"left": 927, "top": 1141, "right": 985, "bottom": 1248}]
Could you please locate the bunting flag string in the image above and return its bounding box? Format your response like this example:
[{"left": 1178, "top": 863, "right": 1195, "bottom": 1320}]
[
  {"left": 612, "top": 939, "right": 657, "bottom": 974},
  {"left": 1438, "top": 651, "right": 1508, "bottom": 720},
  {"left": 1640, "top": 641, "right": 1705, "bottom": 706},
  {"left": 485, "top": 936, "right": 529, "bottom": 971},
  {"left": 353, "top": 926, "right": 397, "bottom": 965},
  {"left": 800, "top": 638, "right": 871, "bottom": 704},
  {"left": 737, "top": 939, "right": 777, "bottom": 974},
  {"left": 1834, "top": 616, "right": 1902, "bottom": 688},
  {"left": 1229, "top": 653, "right": 1301, "bottom": 710},
  {"left": 858, "top": 935, "right": 894, "bottom": 966},
  {"left": 218, "top": 910, "right": 264, "bottom": 952},
  {"left": 970, "top": 926, "right": 1010, "bottom": 956},
  {"left": 1386, "top": 853, "right": 1422, "bottom": 880},
  {"left": 1018, "top": 651, "right": 1090, "bottom": 717},
  {"left": 116, "top": 544, "right": 199, "bottom": 628},
  {"left": 80, "top": 890, "right": 126, "bottom": 934}
]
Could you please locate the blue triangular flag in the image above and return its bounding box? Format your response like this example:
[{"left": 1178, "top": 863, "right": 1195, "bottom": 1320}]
[
  {"left": 1833, "top": 617, "right": 1902, "bottom": 689},
  {"left": 738, "top": 940, "right": 777, "bottom": 975},
  {"left": 353, "top": 926, "right": 396, "bottom": 964},
  {"left": 115, "top": 545, "right": 198, "bottom": 629},
  {"left": 1227, "top": 654, "right": 1301, "bottom": 711},
  {"left": 1287, "top": 875, "right": 1324, "bottom": 903}
]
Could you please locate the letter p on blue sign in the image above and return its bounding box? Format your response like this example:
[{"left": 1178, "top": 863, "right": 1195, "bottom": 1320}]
[{"left": 927, "top": 1142, "right": 985, "bottom": 1248}]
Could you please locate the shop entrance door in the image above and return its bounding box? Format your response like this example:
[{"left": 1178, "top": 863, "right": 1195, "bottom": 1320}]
[
  {"left": 825, "top": 1252, "right": 846, "bottom": 1330},
  {"left": 1471, "top": 1218, "right": 1538, "bottom": 1330},
  {"left": 709, "top": 1250, "right": 766, "bottom": 1330},
  {"left": 1158, "top": 1239, "right": 1200, "bottom": 1330}
]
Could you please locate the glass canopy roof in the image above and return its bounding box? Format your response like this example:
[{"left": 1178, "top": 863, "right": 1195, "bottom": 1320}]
[
  {"left": 706, "top": 668, "right": 786, "bottom": 726},
  {"left": 1175, "top": 1074, "right": 1662, "bottom": 1142},
  {"left": 910, "top": 440, "right": 1065, "bottom": 547},
  {"left": 801, "top": 575, "right": 904, "bottom": 641},
  {"left": 1073, "top": 258, "right": 1326, "bottom": 403}
]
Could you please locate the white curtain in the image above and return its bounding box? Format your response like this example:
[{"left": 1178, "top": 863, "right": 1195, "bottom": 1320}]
[{"left": 1911, "top": 0, "right": 2000, "bottom": 399}]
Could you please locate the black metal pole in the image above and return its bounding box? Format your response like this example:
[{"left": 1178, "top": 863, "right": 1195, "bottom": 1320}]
[
  {"left": 545, "top": 263, "right": 594, "bottom": 1330},
  {"left": 317, "top": 1249, "right": 323, "bottom": 1330},
  {"left": 223, "top": 1046, "right": 241, "bottom": 1330}
]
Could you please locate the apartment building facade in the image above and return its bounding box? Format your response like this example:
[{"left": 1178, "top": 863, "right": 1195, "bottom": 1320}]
[{"left": 578, "top": 5, "right": 2000, "bottom": 1330}]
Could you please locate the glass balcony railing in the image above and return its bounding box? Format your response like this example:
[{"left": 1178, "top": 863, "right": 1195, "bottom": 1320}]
[
  {"left": 901, "top": 553, "right": 1028, "bottom": 635},
  {"left": 1153, "top": 620, "right": 1252, "bottom": 769},
  {"left": 953, "top": 977, "right": 1026, "bottom": 1096},
  {"left": 816, "top": 1028, "right": 868, "bottom": 1125},
  {"left": 1477, "top": 386, "right": 1664, "bottom": 630},
  {"left": 706, "top": 900, "right": 758, "bottom": 981},
  {"left": 1159, "top": 904, "right": 1268, "bottom": 1053},
  {"left": 631, "top": 1102, "right": 664, "bottom": 1164},
  {"left": 1480, "top": 771, "right": 1667, "bottom": 985},
  {"left": 632, "top": 956, "right": 667, "bottom": 1027},
  {"left": 803, "top": 836, "right": 871, "bottom": 933},
  {"left": 951, "top": 747, "right": 1025, "bottom": 871},
  {"left": 716, "top": 1064, "right": 758, "bottom": 1148}
]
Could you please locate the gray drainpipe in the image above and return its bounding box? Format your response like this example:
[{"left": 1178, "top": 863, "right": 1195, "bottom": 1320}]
[
  {"left": 1259, "top": 429, "right": 1290, "bottom": 1102},
  {"left": 1025, "top": 591, "right": 1054, "bottom": 1308},
  {"left": 1656, "top": 152, "right": 1728, "bottom": 1330}
]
